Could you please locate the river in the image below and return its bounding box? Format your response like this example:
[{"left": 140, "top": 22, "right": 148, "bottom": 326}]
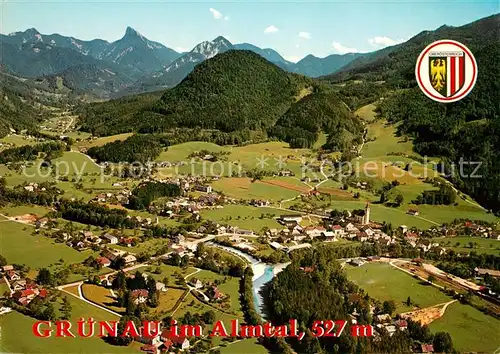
[{"left": 206, "top": 242, "right": 290, "bottom": 319}]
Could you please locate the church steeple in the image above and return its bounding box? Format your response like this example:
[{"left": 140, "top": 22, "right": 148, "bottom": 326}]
[{"left": 364, "top": 203, "right": 370, "bottom": 225}]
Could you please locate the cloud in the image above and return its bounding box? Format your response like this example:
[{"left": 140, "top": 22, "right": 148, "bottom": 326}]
[
  {"left": 368, "top": 36, "right": 404, "bottom": 48},
  {"left": 264, "top": 25, "right": 279, "bottom": 34},
  {"left": 298, "top": 32, "right": 311, "bottom": 40},
  {"left": 331, "top": 41, "right": 359, "bottom": 54},
  {"left": 284, "top": 55, "right": 301, "bottom": 63},
  {"left": 209, "top": 8, "right": 228, "bottom": 20},
  {"left": 176, "top": 47, "right": 188, "bottom": 53},
  {"left": 295, "top": 44, "right": 300, "bottom": 48}
]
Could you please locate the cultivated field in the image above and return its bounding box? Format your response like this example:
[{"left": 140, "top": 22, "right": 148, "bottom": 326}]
[
  {"left": 155, "top": 287, "right": 187, "bottom": 314},
  {"left": 211, "top": 177, "right": 301, "bottom": 201},
  {"left": 75, "top": 133, "right": 134, "bottom": 149},
  {"left": 0, "top": 221, "right": 93, "bottom": 269},
  {"left": 429, "top": 302, "right": 500, "bottom": 353},
  {"left": 200, "top": 205, "right": 290, "bottom": 232},
  {"left": 81, "top": 283, "right": 125, "bottom": 314},
  {"left": 0, "top": 294, "right": 142, "bottom": 353}
]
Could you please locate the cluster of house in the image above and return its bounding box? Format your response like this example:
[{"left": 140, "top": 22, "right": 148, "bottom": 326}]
[
  {"left": 23, "top": 182, "right": 50, "bottom": 193},
  {"left": 1, "top": 265, "right": 47, "bottom": 306},
  {"left": 139, "top": 331, "right": 191, "bottom": 354},
  {"left": 100, "top": 272, "right": 167, "bottom": 297},
  {"left": 101, "top": 249, "right": 137, "bottom": 266},
  {"left": 53, "top": 229, "right": 140, "bottom": 253},
  {"left": 401, "top": 228, "right": 447, "bottom": 255},
  {"left": 268, "top": 205, "right": 395, "bottom": 247},
  {"left": 347, "top": 294, "right": 436, "bottom": 352},
  {"left": 188, "top": 278, "right": 226, "bottom": 302},
  {"left": 447, "top": 221, "right": 500, "bottom": 240},
  {"left": 149, "top": 194, "right": 224, "bottom": 221},
  {"left": 93, "top": 189, "right": 131, "bottom": 205}
]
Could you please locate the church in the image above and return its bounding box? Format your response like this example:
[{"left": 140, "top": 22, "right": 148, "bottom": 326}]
[{"left": 354, "top": 203, "right": 370, "bottom": 225}]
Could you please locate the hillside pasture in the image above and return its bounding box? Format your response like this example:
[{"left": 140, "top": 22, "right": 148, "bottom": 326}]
[{"left": 429, "top": 302, "right": 500, "bottom": 353}]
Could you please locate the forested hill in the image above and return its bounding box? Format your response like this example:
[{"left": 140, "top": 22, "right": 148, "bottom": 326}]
[
  {"left": 152, "top": 50, "right": 313, "bottom": 132},
  {"left": 78, "top": 50, "right": 363, "bottom": 151},
  {"left": 0, "top": 71, "right": 71, "bottom": 137},
  {"left": 270, "top": 91, "right": 363, "bottom": 149},
  {"left": 325, "top": 14, "right": 500, "bottom": 85},
  {"left": 330, "top": 14, "right": 500, "bottom": 212},
  {"left": 79, "top": 50, "right": 313, "bottom": 136}
]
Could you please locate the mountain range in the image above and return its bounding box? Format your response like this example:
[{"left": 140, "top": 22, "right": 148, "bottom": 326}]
[{"left": 0, "top": 27, "right": 367, "bottom": 97}]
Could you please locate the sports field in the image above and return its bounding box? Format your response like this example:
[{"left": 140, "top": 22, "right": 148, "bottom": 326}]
[
  {"left": 200, "top": 205, "right": 291, "bottom": 232},
  {"left": 345, "top": 262, "right": 451, "bottom": 313}
]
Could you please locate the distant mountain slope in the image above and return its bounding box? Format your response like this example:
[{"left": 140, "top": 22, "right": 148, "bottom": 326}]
[
  {"left": 46, "top": 64, "right": 135, "bottom": 98},
  {"left": 233, "top": 43, "right": 290, "bottom": 64},
  {"left": 99, "top": 27, "right": 180, "bottom": 75},
  {"left": 325, "top": 14, "right": 500, "bottom": 84},
  {"left": 0, "top": 41, "right": 102, "bottom": 77},
  {"left": 1, "top": 28, "right": 109, "bottom": 58},
  {"left": 335, "top": 14, "right": 500, "bottom": 212},
  {"left": 0, "top": 70, "right": 71, "bottom": 137},
  {"left": 134, "top": 36, "right": 234, "bottom": 91},
  {"left": 1, "top": 27, "right": 369, "bottom": 97},
  {"left": 79, "top": 50, "right": 314, "bottom": 136},
  {"left": 293, "top": 53, "right": 365, "bottom": 78}
]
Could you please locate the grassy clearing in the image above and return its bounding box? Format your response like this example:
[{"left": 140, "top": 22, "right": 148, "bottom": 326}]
[
  {"left": 110, "top": 237, "right": 171, "bottom": 255},
  {"left": 188, "top": 270, "right": 243, "bottom": 316},
  {"left": 62, "top": 284, "right": 81, "bottom": 297},
  {"left": 0, "top": 205, "right": 52, "bottom": 217},
  {"left": 156, "top": 141, "right": 226, "bottom": 162},
  {"left": 75, "top": 133, "right": 134, "bottom": 149},
  {"left": 355, "top": 103, "right": 377, "bottom": 122},
  {"left": 81, "top": 283, "right": 125, "bottom": 314},
  {"left": 154, "top": 287, "right": 187, "bottom": 314},
  {"left": 431, "top": 236, "right": 500, "bottom": 255},
  {"left": 429, "top": 302, "right": 500, "bottom": 353},
  {"left": 143, "top": 264, "right": 197, "bottom": 285},
  {"left": 324, "top": 200, "right": 435, "bottom": 229},
  {"left": 219, "top": 338, "right": 269, "bottom": 353},
  {"left": 0, "top": 221, "right": 93, "bottom": 269},
  {"left": 0, "top": 135, "right": 38, "bottom": 147},
  {"left": 345, "top": 263, "right": 451, "bottom": 313},
  {"left": 200, "top": 205, "right": 289, "bottom": 232},
  {"left": 362, "top": 119, "right": 416, "bottom": 159},
  {"left": 0, "top": 282, "right": 10, "bottom": 297},
  {"left": 174, "top": 292, "right": 242, "bottom": 346},
  {"left": 0, "top": 294, "right": 142, "bottom": 353},
  {"left": 211, "top": 178, "right": 300, "bottom": 201}
]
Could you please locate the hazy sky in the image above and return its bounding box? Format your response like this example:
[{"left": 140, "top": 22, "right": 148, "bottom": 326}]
[{"left": 2, "top": 0, "right": 498, "bottom": 62}]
